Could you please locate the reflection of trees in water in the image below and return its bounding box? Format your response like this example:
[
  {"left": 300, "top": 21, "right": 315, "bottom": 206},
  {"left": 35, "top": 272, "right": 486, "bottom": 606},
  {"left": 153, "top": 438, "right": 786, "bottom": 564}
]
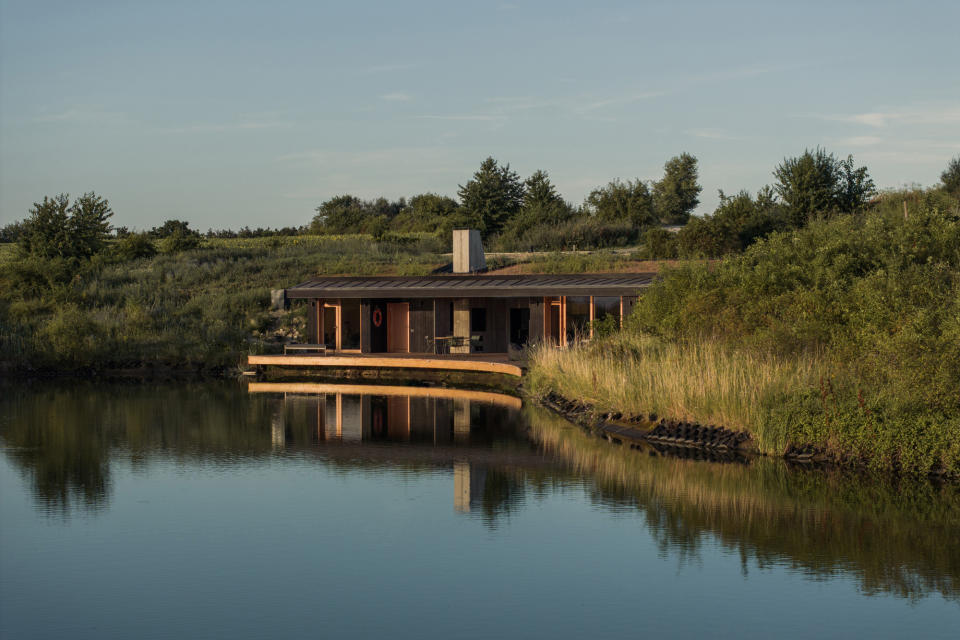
[
  {"left": 5, "top": 382, "right": 957, "bottom": 602},
  {"left": 0, "top": 382, "right": 280, "bottom": 515},
  {"left": 524, "top": 405, "right": 960, "bottom": 602}
]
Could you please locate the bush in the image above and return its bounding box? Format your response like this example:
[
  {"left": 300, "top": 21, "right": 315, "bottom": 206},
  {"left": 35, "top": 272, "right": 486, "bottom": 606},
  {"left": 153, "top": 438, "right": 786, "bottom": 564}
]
[
  {"left": 114, "top": 233, "right": 157, "bottom": 260},
  {"left": 159, "top": 230, "right": 202, "bottom": 254},
  {"left": 496, "top": 216, "right": 639, "bottom": 252},
  {"left": 638, "top": 227, "right": 678, "bottom": 259}
]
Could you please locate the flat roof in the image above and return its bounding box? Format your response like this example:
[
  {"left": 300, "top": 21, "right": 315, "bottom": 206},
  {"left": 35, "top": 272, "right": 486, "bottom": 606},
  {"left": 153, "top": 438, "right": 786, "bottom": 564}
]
[{"left": 286, "top": 273, "right": 656, "bottom": 299}]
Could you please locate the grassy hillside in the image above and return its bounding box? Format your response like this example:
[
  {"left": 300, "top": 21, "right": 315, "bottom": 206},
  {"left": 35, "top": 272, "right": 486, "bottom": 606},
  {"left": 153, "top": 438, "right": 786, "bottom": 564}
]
[
  {"left": 0, "top": 234, "right": 445, "bottom": 373},
  {"left": 529, "top": 189, "right": 960, "bottom": 475}
]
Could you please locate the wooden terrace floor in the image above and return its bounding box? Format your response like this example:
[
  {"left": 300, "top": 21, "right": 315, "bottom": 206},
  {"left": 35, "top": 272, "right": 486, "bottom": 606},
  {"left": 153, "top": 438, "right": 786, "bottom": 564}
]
[{"left": 247, "top": 352, "right": 526, "bottom": 377}]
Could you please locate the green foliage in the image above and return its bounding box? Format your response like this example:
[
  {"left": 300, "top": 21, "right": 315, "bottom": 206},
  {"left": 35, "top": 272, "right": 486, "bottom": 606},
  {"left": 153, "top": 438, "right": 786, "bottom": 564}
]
[
  {"left": 159, "top": 229, "right": 201, "bottom": 253},
  {"left": 0, "top": 235, "right": 446, "bottom": 373},
  {"left": 495, "top": 216, "right": 639, "bottom": 252},
  {"left": 773, "top": 148, "right": 875, "bottom": 225},
  {"left": 38, "top": 304, "right": 104, "bottom": 365},
  {"left": 942, "top": 155, "right": 960, "bottom": 196},
  {"left": 623, "top": 195, "right": 960, "bottom": 473},
  {"left": 585, "top": 178, "right": 656, "bottom": 227},
  {"left": 457, "top": 157, "right": 525, "bottom": 235},
  {"left": 500, "top": 170, "right": 576, "bottom": 240},
  {"left": 638, "top": 227, "right": 678, "bottom": 259},
  {"left": 310, "top": 195, "right": 405, "bottom": 235},
  {"left": 652, "top": 152, "right": 701, "bottom": 224},
  {"left": 676, "top": 189, "right": 790, "bottom": 257},
  {"left": 149, "top": 219, "right": 199, "bottom": 239},
  {"left": 18, "top": 192, "right": 114, "bottom": 260},
  {"left": 114, "top": 232, "right": 157, "bottom": 260},
  {"left": 390, "top": 193, "right": 461, "bottom": 235},
  {"left": 0, "top": 220, "right": 26, "bottom": 243}
]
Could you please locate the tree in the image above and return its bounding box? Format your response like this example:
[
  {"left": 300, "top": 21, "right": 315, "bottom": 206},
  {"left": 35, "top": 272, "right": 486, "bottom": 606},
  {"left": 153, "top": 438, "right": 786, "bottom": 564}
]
[
  {"left": 149, "top": 219, "right": 198, "bottom": 239},
  {"left": 675, "top": 189, "right": 789, "bottom": 258},
  {"left": 653, "top": 153, "right": 702, "bottom": 224},
  {"left": 19, "top": 194, "right": 72, "bottom": 259},
  {"left": 310, "top": 195, "right": 367, "bottom": 234},
  {"left": 392, "top": 193, "right": 461, "bottom": 233},
  {"left": 502, "top": 170, "right": 574, "bottom": 239},
  {"left": 457, "top": 157, "right": 525, "bottom": 235},
  {"left": 835, "top": 155, "right": 876, "bottom": 213},
  {"left": 18, "top": 192, "right": 113, "bottom": 260},
  {"left": 310, "top": 195, "right": 405, "bottom": 234},
  {"left": 0, "top": 220, "right": 26, "bottom": 243},
  {"left": 773, "top": 148, "right": 874, "bottom": 226},
  {"left": 941, "top": 155, "right": 960, "bottom": 196},
  {"left": 585, "top": 178, "right": 656, "bottom": 227},
  {"left": 69, "top": 192, "right": 114, "bottom": 258}
]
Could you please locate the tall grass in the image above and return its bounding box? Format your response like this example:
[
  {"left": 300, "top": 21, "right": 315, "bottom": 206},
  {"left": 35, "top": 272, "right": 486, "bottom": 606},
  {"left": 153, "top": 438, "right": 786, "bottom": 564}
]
[{"left": 527, "top": 332, "right": 821, "bottom": 453}]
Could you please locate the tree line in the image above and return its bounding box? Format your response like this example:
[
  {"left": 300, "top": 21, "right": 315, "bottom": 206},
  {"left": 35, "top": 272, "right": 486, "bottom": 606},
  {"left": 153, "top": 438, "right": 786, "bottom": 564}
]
[
  {"left": 309, "top": 153, "right": 702, "bottom": 250},
  {"left": 3, "top": 152, "right": 959, "bottom": 262}
]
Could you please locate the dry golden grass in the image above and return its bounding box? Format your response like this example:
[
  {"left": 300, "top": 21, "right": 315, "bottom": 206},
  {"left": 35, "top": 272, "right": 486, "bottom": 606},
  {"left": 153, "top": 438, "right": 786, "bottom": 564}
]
[{"left": 527, "top": 332, "right": 823, "bottom": 454}]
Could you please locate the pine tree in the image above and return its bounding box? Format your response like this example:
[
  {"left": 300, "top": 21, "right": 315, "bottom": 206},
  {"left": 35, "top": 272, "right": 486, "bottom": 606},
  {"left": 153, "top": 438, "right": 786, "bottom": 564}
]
[{"left": 457, "top": 157, "right": 525, "bottom": 235}]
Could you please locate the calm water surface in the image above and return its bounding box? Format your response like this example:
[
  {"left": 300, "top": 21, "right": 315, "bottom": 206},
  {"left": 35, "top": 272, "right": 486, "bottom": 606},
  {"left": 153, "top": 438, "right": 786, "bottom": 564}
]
[{"left": 1, "top": 381, "right": 958, "bottom": 639}]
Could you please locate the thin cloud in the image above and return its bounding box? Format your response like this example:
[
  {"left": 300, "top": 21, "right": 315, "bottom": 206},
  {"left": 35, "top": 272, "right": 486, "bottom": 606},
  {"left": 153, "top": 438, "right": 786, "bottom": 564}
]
[
  {"left": 363, "top": 62, "right": 417, "bottom": 74},
  {"left": 684, "top": 128, "right": 740, "bottom": 140},
  {"left": 276, "top": 146, "right": 450, "bottom": 169},
  {"left": 33, "top": 108, "right": 127, "bottom": 124},
  {"left": 416, "top": 114, "right": 506, "bottom": 122},
  {"left": 380, "top": 92, "right": 412, "bottom": 102},
  {"left": 835, "top": 135, "right": 884, "bottom": 146},
  {"left": 162, "top": 120, "right": 291, "bottom": 134},
  {"left": 575, "top": 90, "right": 666, "bottom": 113},
  {"left": 823, "top": 105, "right": 960, "bottom": 128}
]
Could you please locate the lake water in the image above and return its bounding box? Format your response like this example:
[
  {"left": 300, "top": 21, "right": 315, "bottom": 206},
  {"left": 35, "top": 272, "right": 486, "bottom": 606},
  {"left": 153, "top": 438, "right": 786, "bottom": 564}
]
[{"left": 1, "top": 381, "right": 958, "bottom": 639}]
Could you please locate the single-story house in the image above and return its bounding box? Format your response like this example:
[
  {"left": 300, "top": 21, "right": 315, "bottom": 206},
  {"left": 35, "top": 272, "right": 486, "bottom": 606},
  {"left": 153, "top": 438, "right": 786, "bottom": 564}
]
[{"left": 285, "top": 230, "right": 654, "bottom": 355}]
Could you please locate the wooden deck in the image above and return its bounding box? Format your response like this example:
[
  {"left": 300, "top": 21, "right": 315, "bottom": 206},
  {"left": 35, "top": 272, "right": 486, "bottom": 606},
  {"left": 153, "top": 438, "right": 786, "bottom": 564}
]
[{"left": 247, "top": 352, "right": 525, "bottom": 377}]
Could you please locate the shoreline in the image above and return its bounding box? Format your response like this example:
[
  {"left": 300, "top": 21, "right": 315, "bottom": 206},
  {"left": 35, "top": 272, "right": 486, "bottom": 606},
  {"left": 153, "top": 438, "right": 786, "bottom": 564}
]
[{"left": 530, "top": 389, "right": 959, "bottom": 481}]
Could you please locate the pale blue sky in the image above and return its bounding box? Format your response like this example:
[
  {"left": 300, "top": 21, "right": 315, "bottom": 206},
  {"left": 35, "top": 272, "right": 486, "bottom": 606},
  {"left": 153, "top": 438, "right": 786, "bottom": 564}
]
[{"left": 1, "top": 0, "right": 958, "bottom": 230}]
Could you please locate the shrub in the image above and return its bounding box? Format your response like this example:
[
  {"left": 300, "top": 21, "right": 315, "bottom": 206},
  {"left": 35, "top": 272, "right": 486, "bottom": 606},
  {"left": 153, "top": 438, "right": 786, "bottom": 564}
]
[
  {"left": 114, "top": 233, "right": 157, "bottom": 260},
  {"left": 159, "top": 230, "right": 202, "bottom": 254}
]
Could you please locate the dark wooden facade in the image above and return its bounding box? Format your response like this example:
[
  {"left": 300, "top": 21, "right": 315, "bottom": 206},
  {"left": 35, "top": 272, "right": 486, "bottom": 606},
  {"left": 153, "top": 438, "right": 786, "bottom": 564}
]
[{"left": 293, "top": 273, "right": 652, "bottom": 355}]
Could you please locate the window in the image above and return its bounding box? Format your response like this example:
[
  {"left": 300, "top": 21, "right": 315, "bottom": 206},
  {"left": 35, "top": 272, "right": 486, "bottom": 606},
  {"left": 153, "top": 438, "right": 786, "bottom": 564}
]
[
  {"left": 593, "top": 297, "right": 620, "bottom": 322},
  {"left": 566, "top": 296, "right": 590, "bottom": 343},
  {"left": 470, "top": 307, "right": 487, "bottom": 333}
]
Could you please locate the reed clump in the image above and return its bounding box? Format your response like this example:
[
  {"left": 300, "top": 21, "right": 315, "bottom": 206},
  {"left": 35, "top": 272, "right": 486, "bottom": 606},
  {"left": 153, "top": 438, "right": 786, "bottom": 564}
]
[{"left": 528, "top": 333, "right": 821, "bottom": 454}]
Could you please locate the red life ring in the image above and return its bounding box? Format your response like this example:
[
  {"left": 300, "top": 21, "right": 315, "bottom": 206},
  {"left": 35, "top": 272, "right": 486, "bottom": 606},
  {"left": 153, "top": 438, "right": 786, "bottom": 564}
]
[{"left": 372, "top": 308, "right": 383, "bottom": 327}]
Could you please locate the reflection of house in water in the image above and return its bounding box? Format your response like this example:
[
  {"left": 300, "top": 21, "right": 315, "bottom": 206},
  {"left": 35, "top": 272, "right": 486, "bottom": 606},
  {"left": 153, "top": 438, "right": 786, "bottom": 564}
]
[
  {"left": 454, "top": 461, "right": 487, "bottom": 513},
  {"left": 263, "top": 385, "right": 526, "bottom": 517},
  {"left": 274, "top": 389, "right": 520, "bottom": 446}
]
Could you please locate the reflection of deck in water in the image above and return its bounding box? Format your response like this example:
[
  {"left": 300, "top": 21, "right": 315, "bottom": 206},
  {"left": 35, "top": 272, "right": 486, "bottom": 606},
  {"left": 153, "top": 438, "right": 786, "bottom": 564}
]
[
  {"left": 247, "top": 353, "right": 524, "bottom": 377},
  {"left": 249, "top": 382, "right": 521, "bottom": 410}
]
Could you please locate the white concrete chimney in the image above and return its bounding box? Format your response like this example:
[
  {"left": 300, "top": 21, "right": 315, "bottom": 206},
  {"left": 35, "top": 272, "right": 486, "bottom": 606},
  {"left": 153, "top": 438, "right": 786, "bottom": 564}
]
[{"left": 452, "top": 229, "right": 486, "bottom": 273}]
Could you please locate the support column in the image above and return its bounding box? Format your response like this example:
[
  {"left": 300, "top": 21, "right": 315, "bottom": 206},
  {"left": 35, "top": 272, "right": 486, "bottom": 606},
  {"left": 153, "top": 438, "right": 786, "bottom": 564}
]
[{"left": 452, "top": 298, "right": 471, "bottom": 354}]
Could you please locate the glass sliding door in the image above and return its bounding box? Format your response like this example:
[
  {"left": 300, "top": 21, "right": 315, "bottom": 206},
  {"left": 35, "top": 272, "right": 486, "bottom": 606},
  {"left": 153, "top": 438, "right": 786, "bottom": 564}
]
[{"left": 340, "top": 299, "right": 361, "bottom": 351}]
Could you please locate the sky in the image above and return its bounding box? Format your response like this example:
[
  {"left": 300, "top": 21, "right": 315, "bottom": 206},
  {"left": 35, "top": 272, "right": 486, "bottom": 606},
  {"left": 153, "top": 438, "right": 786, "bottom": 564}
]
[{"left": 1, "top": 0, "right": 958, "bottom": 230}]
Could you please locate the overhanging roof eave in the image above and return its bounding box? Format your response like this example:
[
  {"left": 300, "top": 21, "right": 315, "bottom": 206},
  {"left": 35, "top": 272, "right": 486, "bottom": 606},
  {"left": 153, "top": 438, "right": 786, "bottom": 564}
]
[{"left": 285, "top": 286, "right": 650, "bottom": 299}]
